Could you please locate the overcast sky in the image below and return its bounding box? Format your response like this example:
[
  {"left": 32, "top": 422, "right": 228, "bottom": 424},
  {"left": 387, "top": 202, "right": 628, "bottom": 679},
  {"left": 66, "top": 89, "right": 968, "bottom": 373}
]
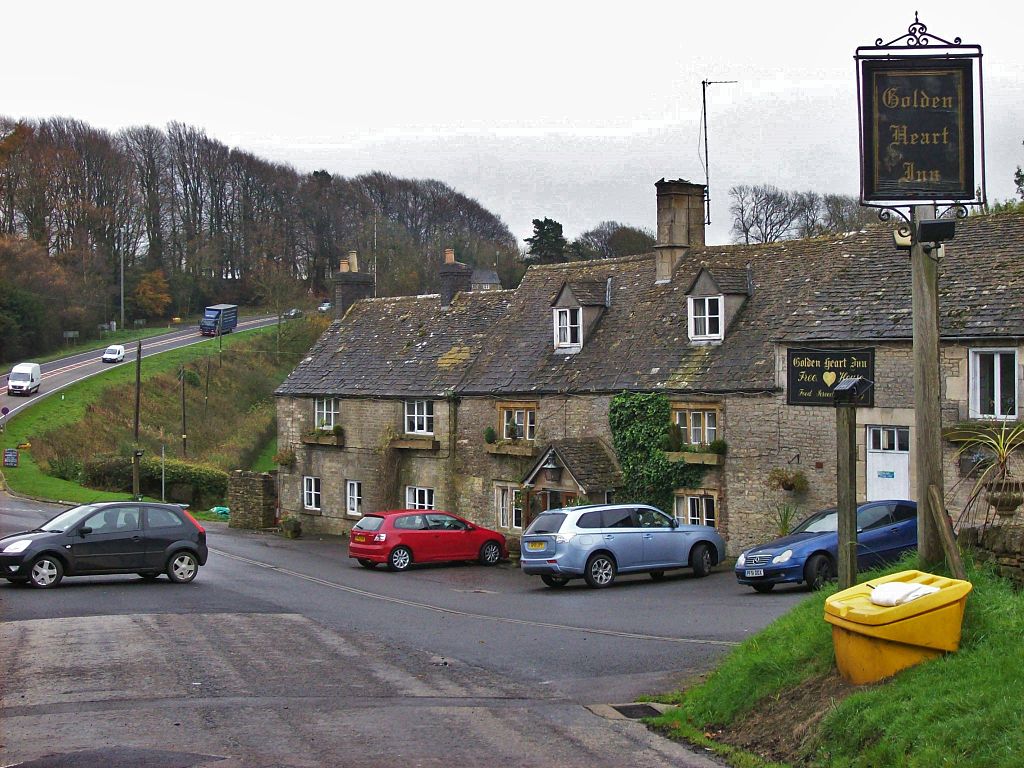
[{"left": 7, "top": 2, "right": 1023, "bottom": 245}]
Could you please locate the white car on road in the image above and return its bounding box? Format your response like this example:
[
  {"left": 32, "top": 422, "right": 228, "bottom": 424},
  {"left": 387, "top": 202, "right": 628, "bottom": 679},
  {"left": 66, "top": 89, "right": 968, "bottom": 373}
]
[{"left": 101, "top": 345, "right": 125, "bottom": 363}]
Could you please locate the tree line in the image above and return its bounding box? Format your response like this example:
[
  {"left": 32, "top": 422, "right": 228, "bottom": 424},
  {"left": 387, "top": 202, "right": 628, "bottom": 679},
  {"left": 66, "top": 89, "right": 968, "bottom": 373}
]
[{"left": 0, "top": 116, "right": 519, "bottom": 360}]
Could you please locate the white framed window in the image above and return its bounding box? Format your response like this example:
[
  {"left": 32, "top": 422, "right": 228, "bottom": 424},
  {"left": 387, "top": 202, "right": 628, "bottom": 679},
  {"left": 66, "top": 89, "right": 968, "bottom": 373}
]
[
  {"left": 687, "top": 296, "right": 723, "bottom": 341},
  {"left": 674, "top": 493, "right": 717, "bottom": 527},
  {"left": 346, "top": 480, "right": 362, "bottom": 517},
  {"left": 495, "top": 485, "right": 524, "bottom": 530},
  {"left": 868, "top": 426, "right": 910, "bottom": 453},
  {"left": 673, "top": 407, "right": 719, "bottom": 445},
  {"left": 314, "top": 397, "right": 340, "bottom": 430},
  {"left": 502, "top": 407, "right": 537, "bottom": 441},
  {"left": 303, "top": 476, "right": 321, "bottom": 510},
  {"left": 553, "top": 307, "right": 582, "bottom": 350},
  {"left": 405, "top": 486, "right": 435, "bottom": 510},
  {"left": 404, "top": 400, "right": 435, "bottom": 434},
  {"left": 969, "top": 349, "right": 1018, "bottom": 419}
]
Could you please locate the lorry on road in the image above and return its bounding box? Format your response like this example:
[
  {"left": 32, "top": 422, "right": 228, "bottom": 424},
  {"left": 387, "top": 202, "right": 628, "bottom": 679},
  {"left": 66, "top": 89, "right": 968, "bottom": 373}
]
[
  {"left": 7, "top": 363, "right": 41, "bottom": 396},
  {"left": 199, "top": 304, "right": 238, "bottom": 336}
]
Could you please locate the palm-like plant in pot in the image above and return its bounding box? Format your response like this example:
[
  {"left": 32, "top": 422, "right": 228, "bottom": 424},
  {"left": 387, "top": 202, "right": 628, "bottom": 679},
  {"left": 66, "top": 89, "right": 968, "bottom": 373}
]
[{"left": 956, "top": 422, "right": 1024, "bottom": 520}]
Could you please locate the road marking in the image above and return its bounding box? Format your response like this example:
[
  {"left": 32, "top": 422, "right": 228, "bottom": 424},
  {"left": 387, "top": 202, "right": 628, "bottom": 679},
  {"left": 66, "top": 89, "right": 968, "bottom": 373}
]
[
  {"left": 211, "top": 548, "right": 739, "bottom": 647},
  {"left": 0, "top": 319, "right": 272, "bottom": 411}
]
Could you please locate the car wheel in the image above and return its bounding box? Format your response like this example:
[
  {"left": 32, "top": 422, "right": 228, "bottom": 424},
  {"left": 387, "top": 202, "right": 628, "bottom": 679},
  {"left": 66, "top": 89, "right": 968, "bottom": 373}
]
[
  {"left": 388, "top": 546, "right": 412, "bottom": 572},
  {"left": 649, "top": 570, "right": 666, "bottom": 581},
  {"left": 29, "top": 555, "right": 64, "bottom": 589},
  {"left": 752, "top": 583, "right": 775, "bottom": 594},
  {"left": 541, "top": 575, "right": 570, "bottom": 588},
  {"left": 690, "top": 543, "right": 713, "bottom": 577},
  {"left": 167, "top": 551, "right": 199, "bottom": 584},
  {"left": 479, "top": 541, "right": 502, "bottom": 566},
  {"left": 584, "top": 553, "right": 616, "bottom": 588},
  {"left": 804, "top": 554, "right": 834, "bottom": 591},
  {"left": 138, "top": 572, "right": 160, "bottom": 581},
  {"left": 357, "top": 559, "right": 377, "bottom": 569}
]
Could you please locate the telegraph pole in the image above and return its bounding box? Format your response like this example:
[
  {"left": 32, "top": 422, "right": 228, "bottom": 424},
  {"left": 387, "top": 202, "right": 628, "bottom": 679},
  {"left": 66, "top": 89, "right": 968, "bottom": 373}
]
[
  {"left": 911, "top": 204, "right": 945, "bottom": 566},
  {"left": 132, "top": 340, "right": 142, "bottom": 500},
  {"left": 701, "top": 79, "right": 737, "bottom": 225}
]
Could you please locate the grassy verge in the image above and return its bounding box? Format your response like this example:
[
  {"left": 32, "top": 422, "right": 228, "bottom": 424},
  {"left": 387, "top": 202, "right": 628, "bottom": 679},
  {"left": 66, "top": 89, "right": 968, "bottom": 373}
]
[
  {"left": 250, "top": 436, "right": 279, "bottom": 473},
  {"left": 652, "top": 556, "right": 1023, "bottom": 768},
  {"left": 0, "top": 325, "right": 286, "bottom": 504}
]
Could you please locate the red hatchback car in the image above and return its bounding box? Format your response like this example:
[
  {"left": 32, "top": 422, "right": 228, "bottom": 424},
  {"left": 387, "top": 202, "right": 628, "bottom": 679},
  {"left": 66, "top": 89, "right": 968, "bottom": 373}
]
[{"left": 348, "top": 510, "right": 508, "bottom": 571}]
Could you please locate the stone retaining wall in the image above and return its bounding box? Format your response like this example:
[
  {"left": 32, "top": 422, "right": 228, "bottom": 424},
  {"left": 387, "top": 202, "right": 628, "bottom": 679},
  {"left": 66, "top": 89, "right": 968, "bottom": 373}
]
[
  {"left": 959, "top": 522, "right": 1024, "bottom": 587},
  {"left": 227, "top": 470, "right": 278, "bottom": 529}
]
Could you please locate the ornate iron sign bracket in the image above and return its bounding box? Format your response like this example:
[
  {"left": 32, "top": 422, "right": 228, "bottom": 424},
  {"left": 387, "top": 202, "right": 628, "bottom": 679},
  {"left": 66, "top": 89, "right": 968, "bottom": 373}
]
[{"left": 855, "top": 13, "right": 986, "bottom": 233}]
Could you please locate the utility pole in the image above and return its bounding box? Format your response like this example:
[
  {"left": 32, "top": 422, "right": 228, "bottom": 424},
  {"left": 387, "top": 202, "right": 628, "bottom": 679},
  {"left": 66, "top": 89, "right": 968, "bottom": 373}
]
[
  {"left": 180, "top": 365, "right": 187, "bottom": 458},
  {"left": 119, "top": 251, "right": 125, "bottom": 332},
  {"left": 132, "top": 340, "right": 142, "bottom": 500},
  {"left": 911, "top": 204, "right": 945, "bottom": 567}
]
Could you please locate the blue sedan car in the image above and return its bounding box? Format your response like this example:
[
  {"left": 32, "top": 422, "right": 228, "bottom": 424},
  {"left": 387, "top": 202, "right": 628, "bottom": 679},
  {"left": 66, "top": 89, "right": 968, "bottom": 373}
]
[{"left": 735, "top": 500, "right": 917, "bottom": 593}]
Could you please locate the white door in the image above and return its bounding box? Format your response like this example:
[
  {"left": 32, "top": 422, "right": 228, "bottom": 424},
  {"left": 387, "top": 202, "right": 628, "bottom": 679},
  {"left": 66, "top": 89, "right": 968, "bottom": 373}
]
[{"left": 866, "top": 426, "right": 910, "bottom": 500}]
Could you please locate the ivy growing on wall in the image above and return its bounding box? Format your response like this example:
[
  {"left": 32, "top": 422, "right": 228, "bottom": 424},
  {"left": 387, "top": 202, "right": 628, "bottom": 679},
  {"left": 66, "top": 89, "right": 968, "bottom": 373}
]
[{"left": 608, "top": 392, "right": 708, "bottom": 513}]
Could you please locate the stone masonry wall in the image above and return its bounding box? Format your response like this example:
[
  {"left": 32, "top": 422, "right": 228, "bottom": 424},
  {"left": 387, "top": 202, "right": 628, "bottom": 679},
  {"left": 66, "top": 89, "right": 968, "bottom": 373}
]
[
  {"left": 274, "top": 339, "right": 1020, "bottom": 547},
  {"left": 227, "top": 470, "right": 278, "bottom": 529},
  {"left": 960, "top": 523, "right": 1024, "bottom": 588}
]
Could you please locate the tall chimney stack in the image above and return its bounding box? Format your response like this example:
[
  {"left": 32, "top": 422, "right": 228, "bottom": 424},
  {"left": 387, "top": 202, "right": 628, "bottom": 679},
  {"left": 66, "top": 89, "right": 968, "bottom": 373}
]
[
  {"left": 332, "top": 250, "right": 373, "bottom": 318},
  {"left": 654, "top": 178, "right": 706, "bottom": 283},
  {"left": 438, "top": 247, "right": 472, "bottom": 308}
]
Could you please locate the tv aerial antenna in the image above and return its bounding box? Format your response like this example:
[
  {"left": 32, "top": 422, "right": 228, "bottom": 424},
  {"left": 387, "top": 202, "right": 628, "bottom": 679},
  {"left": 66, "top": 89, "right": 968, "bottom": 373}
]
[{"left": 701, "top": 79, "right": 737, "bottom": 225}]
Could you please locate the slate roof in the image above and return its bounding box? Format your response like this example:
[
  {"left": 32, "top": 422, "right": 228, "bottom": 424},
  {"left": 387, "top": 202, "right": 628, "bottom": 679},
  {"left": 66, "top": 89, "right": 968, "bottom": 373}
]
[
  {"left": 276, "top": 290, "right": 513, "bottom": 398},
  {"left": 277, "top": 211, "right": 1024, "bottom": 398},
  {"left": 701, "top": 266, "right": 751, "bottom": 295},
  {"left": 563, "top": 279, "right": 609, "bottom": 306},
  {"left": 471, "top": 268, "right": 501, "bottom": 287},
  {"left": 526, "top": 438, "right": 623, "bottom": 493}
]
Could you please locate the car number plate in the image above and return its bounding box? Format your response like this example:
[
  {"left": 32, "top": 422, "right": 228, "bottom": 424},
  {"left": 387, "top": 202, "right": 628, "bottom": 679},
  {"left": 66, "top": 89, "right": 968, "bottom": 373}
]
[
  {"left": 744, "top": 569, "right": 765, "bottom": 577},
  {"left": 353, "top": 535, "right": 366, "bottom": 543},
  {"left": 526, "top": 541, "right": 545, "bottom": 551}
]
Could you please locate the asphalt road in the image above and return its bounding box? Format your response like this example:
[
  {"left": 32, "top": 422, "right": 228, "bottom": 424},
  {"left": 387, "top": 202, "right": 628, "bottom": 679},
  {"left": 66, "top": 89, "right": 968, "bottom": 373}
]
[
  {"left": 0, "top": 316, "right": 278, "bottom": 423},
  {"left": 0, "top": 495, "right": 810, "bottom": 768}
]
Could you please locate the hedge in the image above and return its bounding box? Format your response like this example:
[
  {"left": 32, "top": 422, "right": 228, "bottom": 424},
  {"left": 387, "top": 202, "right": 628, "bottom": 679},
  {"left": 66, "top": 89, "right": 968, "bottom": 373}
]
[{"left": 81, "top": 454, "right": 229, "bottom": 507}]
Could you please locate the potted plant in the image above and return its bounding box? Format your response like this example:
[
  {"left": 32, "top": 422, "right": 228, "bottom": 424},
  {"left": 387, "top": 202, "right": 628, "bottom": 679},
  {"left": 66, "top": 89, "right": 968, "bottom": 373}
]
[
  {"left": 272, "top": 447, "right": 296, "bottom": 469},
  {"left": 484, "top": 426, "right": 497, "bottom": 444},
  {"left": 767, "top": 467, "right": 809, "bottom": 494},
  {"left": 280, "top": 515, "right": 302, "bottom": 538},
  {"left": 955, "top": 422, "right": 1024, "bottom": 518}
]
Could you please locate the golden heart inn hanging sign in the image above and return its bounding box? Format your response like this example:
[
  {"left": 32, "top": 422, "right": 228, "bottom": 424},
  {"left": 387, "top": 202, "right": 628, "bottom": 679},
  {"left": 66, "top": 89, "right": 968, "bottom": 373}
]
[{"left": 787, "top": 349, "right": 875, "bottom": 407}]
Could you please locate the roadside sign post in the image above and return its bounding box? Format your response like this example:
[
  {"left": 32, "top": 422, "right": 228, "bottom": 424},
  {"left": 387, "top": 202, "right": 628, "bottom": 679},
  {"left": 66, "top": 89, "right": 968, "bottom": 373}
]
[
  {"left": 835, "top": 377, "right": 873, "bottom": 589},
  {"left": 855, "top": 14, "right": 985, "bottom": 569}
]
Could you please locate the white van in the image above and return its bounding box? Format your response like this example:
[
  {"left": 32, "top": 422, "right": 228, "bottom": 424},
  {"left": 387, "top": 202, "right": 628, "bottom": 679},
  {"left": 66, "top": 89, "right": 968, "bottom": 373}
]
[{"left": 8, "top": 363, "right": 41, "bottom": 396}]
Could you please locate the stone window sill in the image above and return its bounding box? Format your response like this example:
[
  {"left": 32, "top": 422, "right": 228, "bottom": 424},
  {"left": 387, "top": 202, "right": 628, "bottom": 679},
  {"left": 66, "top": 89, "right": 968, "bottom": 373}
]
[
  {"left": 486, "top": 442, "right": 540, "bottom": 457},
  {"left": 664, "top": 451, "right": 722, "bottom": 466},
  {"left": 391, "top": 436, "right": 440, "bottom": 450}
]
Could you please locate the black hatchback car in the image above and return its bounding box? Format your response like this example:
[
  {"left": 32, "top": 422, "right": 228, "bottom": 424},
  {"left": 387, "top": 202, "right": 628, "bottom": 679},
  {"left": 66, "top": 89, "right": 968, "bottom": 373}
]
[{"left": 0, "top": 501, "right": 209, "bottom": 588}]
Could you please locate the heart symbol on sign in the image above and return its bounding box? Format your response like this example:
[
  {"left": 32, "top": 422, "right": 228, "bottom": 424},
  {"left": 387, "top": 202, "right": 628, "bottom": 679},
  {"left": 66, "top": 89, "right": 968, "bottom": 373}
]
[{"left": 822, "top": 371, "right": 837, "bottom": 387}]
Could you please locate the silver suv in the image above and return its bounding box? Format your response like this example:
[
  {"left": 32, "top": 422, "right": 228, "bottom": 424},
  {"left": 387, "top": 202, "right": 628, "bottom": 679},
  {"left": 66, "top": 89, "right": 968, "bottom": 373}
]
[{"left": 520, "top": 504, "right": 726, "bottom": 589}]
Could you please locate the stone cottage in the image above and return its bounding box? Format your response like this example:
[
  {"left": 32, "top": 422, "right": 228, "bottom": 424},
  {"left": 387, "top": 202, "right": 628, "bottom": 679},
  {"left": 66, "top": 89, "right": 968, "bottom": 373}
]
[{"left": 275, "top": 180, "right": 1023, "bottom": 554}]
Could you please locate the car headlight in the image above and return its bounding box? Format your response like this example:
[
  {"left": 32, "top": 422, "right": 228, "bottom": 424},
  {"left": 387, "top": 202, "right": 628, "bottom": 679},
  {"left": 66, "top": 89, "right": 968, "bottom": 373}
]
[
  {"left": 772, "top": 549, "right": 793, "bottom": 564},
  {"left": 736, "top": 552, "right": 746, "bottom": 567},
  {"left": 2, "top": 539, "right": 31, "bottom": 554}
]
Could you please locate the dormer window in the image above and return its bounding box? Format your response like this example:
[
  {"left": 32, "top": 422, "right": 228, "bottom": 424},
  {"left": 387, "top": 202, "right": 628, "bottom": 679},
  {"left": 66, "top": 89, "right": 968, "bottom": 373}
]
[
  {"left": 554, "top": 307, "right": 582, "bottom": 351},
  {"left": 688, "top": 296, "right": 723, "bottom": 341}
]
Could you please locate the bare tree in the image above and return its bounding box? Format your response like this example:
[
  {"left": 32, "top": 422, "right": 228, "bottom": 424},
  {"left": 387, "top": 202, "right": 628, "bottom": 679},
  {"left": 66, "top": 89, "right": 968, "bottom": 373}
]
[{"left": 729, "top": 184, "right": 801, "bottom": 244}]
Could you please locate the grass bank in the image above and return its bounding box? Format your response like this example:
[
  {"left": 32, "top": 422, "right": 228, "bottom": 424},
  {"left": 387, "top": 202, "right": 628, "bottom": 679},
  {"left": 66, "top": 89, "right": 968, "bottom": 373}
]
[
  {"left": 651, "top": 557, "right": 1022, "bottom": 768},
  {"left": 1, "top": 318, "right": 324, "bottom": 504}
]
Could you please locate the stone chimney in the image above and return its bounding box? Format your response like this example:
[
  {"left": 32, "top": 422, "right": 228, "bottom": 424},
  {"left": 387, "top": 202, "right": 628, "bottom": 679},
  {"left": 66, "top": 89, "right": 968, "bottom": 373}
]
[
  {"left": 439, "top": 247, "right": 472, "bottom": 308},
  {"left": 332, "top": 250, "right": 374, "bottom": 318},
  {"left": 654, "top": 178, "right": 706, "bottom": 283}
]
